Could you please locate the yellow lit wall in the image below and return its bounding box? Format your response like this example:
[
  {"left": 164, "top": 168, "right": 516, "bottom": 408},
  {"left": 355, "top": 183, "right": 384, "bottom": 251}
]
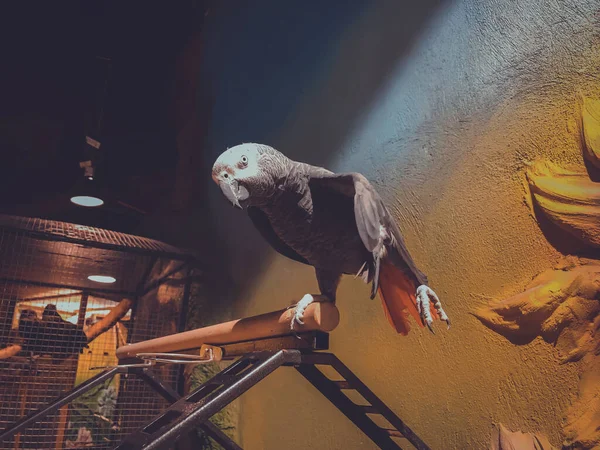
[{"left": 190, "top": 1, "right": 600, "bottom": 448}]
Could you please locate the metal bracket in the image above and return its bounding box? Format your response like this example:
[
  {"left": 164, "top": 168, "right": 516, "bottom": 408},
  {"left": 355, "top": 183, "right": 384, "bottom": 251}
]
[
  {"left": 136, "top": 346, "right": 221, "bottom": 365},
  {"left": 90, "top": 345, "right": 223, "bottom": 370}
]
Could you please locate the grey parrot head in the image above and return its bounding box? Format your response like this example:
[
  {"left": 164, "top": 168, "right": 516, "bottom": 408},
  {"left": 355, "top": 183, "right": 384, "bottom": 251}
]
[{"left": 212, "top": 143, "right": 286, "bottom": 209}]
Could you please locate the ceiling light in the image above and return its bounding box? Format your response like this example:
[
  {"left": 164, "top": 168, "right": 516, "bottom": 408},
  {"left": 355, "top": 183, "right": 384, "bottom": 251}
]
[
  {"left": 87, "top": 275, "right": 116, "bottom": 284},
  {"left": 71, "top": 195, "right": 104, "bottom": 207}
]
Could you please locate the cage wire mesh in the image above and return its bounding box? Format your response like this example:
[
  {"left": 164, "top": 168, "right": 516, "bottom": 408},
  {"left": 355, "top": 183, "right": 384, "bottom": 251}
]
[{"left": 0, "top": 215, "right": 198, "bottom": 449}]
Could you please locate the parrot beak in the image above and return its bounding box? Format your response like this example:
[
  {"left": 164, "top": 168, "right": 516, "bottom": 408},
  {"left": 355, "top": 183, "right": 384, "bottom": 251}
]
[{"left": 219, "top": 179, "right": 249, "bottom": 209}]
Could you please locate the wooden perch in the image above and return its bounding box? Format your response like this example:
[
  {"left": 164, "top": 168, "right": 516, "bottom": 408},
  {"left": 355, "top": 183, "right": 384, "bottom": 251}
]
[
  {"left": 116, "top": 300, "right": 340, "bottom": 360},
  {"left": 85, "top": 298, "right": 133, "bottom": 343},
  {"left": 0, "top": 344, "right": 22, "bottom": 360}
]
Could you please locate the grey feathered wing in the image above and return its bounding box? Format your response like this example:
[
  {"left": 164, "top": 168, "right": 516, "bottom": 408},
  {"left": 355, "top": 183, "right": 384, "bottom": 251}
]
[
  {"left": 308, "top": 170, "right": 429, "bottom": 334},
  {"left": 247, "top": 206, "right": 310, "bottom": 265}
]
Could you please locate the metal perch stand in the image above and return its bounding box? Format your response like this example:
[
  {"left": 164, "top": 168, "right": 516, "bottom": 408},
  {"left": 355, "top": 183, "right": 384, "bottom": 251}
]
[{"left": 1, "top": 302, "right": 431, "bottom": 450}]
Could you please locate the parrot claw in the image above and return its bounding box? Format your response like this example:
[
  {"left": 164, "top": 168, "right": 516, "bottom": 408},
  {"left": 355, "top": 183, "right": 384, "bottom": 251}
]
[
  {"left": 290, "top": 294, "right": 314, "bottom": 333},
  {"left": 291, "top": 330, "right": 303, "bottom": 340},
  {"left": 416, "top": 285, "right": 450, "bottom": 333}
]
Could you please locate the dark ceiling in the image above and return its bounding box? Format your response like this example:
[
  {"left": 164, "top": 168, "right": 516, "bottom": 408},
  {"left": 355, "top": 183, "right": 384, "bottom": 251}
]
[{"left": 0, "top": 1, "right": 207, "bottom": 232}]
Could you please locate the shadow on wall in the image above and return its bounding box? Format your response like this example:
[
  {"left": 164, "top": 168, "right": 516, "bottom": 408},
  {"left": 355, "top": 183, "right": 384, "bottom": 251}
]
[{"left": 198, "top": 0, "right": 449, "bottom": 300}]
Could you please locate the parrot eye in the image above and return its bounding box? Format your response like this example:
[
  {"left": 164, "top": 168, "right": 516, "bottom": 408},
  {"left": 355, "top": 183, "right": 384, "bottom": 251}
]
[
  {"left": 241, "top": 155, "right": 248, "bottom": 165},
  {"left": 222, "top": 173, "right": 229, "bottom": 179}
]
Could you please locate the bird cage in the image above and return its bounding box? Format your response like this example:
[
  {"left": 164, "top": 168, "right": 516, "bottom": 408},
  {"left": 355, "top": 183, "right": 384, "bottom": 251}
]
[{"left": 0, "top": 214, "right": 199, "bottom": 449}]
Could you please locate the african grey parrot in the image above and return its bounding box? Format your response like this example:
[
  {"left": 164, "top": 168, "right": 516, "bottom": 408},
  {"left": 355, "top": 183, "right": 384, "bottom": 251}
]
[{"left": 212, "top": 143, "right": 450, "bottom": 335}]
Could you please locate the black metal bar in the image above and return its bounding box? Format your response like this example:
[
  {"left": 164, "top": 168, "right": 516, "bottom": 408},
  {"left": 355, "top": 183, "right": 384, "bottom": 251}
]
[
  {"left": 77, "top": 291, "right": 89, "bottom": 328},
  {"left": 142, "top": 351, "right": 297, "bottom": 450},
  {"left": 219, "top": 331, "right": 329, "bottom": 359},
  {"left": 115, "top": 357, "right": 253, "bottom": 450},
  {"left": 127, "top": 294, "right": 140, "bottom": 343},
  {"left": 136, "top": 369, "right": 181, "bottom": 403},
  {"left": 295, "top": 363, "right": 404, "bottom": 450},
  {"left": 200, "top": 421, "right": 243, "bottom": 450},
  {"left": 20, "top": 291, "right": 83, "bottom": 302},
  {"left": 176, "top": 265, "right": 193, "bottom": 397},
  {"left": 299, "top": 353, "right": 431, "bottom": 450},
  {"left": 0, "top": 367, "right": 119, "bottom": 442},
  {"left": 0, "top": 292, "right": 17, "bottom": 343},
  {"left": 137, "top": 369, "right": 243, "bottom": 450},
  {"left": 326, "top": 354, "right": 430, "bottom": 450},
  {"left": 116, "top": 350, "right": 300, "bottom": 450},
  {"left": 133, "top": 369, "right": 202, "bottom": 450},
  {"left": 0, "top": 277, "right": 136, "bottom": 297},
  {"left": 177, "top": 266, "right": 192, "bottom": 334}
]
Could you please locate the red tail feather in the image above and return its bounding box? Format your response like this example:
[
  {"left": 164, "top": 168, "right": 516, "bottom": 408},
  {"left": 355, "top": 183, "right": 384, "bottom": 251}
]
[{"left": 377, "top": 260, "right": 436, "bottom": 335}]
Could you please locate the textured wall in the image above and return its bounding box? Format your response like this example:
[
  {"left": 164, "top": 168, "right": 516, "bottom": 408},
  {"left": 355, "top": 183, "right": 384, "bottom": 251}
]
[{"left": 198, "top": 1, "right": 600, "bottom": 448}]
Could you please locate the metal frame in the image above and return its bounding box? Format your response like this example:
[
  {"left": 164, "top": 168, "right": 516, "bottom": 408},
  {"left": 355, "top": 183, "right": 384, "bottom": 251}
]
[
  {"left": 115, "top": 350, "right": 300, "bottom": 450},
  {"left": 0, "top": 223, "right": 198, "bottom": 262},
  {"left": 0, "top": 334, "right": 431, "bottom": 450},
  {"left": 136, "top": 369, "right": 242, "bottom": 450},
  {"left": 296, "top": 353, "right": 430, "bottom": 450},
  {"left": 0, "top": 277, "right": 137, "bottom": 298}
]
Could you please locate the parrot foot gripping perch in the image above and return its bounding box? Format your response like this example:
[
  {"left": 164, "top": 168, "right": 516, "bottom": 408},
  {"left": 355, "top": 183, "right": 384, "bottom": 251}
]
[
  {"left": 1, "top": 302, "right": 432, "bottom": 450},
  {"left": 290, "top": 293, "right": 316, "bottom": 330},
  {"left": 416, "top": 285, "right": 451, "bottom": 333},
  {"left": 288, "top": 293, "right": 334, "bottom": 335}
]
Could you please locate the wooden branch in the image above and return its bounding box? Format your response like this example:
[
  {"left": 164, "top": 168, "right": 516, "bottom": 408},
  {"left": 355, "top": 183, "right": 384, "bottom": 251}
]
[
  {"left": 85, "top": 298, "right": 133, "bottom": 343},
  {"left": 0, "top": 344, "right": 22, "bottom": 360},
  {"left": 116, "top": 300, "right": 340, "bottom": 360}
]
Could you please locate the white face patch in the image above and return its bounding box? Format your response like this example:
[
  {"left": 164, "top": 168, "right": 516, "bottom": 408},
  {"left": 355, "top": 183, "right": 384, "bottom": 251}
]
[
  {"left": 213, "top": 143, "right": 262, "bottom": 181},
  {"left": 213, "top": 142, "right": 285, "bottom": 205},
  {"left": 239, "top": 157, "right": 261, "bottom": 178}
]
